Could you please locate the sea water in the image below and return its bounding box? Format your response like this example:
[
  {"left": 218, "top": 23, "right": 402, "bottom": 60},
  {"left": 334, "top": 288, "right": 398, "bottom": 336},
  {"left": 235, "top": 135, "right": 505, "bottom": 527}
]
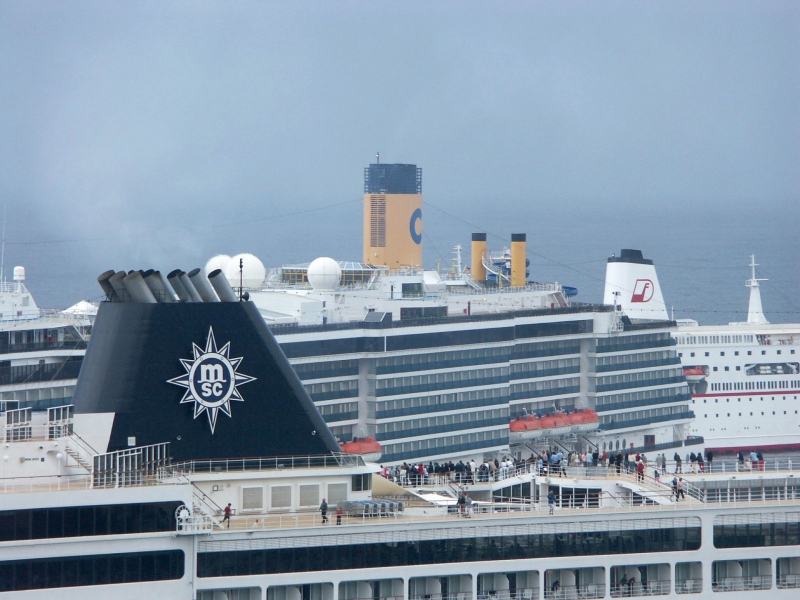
[{"left": 5, "top": 202, "right": 798, "bottom": 326}]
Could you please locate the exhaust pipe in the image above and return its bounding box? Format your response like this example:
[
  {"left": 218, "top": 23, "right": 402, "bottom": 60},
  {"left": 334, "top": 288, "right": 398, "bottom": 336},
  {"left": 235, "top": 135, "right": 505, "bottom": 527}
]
[
  {"left": 157, "top": 271, "right": 178, "bottom": 302},
  {"left": 144, "top": 270, "right": 176, "bottom": 303},
  {"left": 167, "top": 269, "right": 193, "bottom": 302},
  {"left": 123, "top": 271, "right": 157, "bottom": 304},
  {"left": 188, "top": 267, "right": 219, "bottom": 302},
  {"left": 97, "top": 270, "right": 117, "bottom": 301},
  {"left": 108, "top": 271, "right": 129, "bottom": 302},
  {"left": 179, "top": 271, "right": 203, "bottom": 302},
  {"left": 208, "top": 269, "right": 239, "bottom": 302}
]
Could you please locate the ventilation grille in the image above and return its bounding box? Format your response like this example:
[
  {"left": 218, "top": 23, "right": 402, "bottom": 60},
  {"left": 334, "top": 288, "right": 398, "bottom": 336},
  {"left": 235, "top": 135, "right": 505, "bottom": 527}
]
[
  {"left": 299, "top": 484, "right": 320, "bottom": 507},
  {"left": 271, "top": 485, "right": 291, "bottom": 509},
  {"left": 242, "top": 486, "right": 264, "bottom": 511},
  {"left": 370, "top": 195, "right": 386, "bottom": 248}
]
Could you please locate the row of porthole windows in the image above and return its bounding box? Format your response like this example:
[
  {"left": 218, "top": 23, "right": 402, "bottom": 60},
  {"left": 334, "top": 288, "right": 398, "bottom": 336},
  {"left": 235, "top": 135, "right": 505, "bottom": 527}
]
[
  {"left": 513, "top": 339, "right": 581, "bottom": 358},
  {"left": 293, "top": 359, "right": 359, "bottom": 380},
  {"left": 677, "top": 334, "right": 754, "bottom": 345},
  {"left": 599, "top": 405, "right": 690, "bottom": 425},
  {"left": 317, "top": 402, "right": 359, "bottom": 417},
  {"left": 698, "top": 395, "right": 798, "bottom": 402},
  {"left": 593, "top": 350, "right": 676, "bottom": 369},
  {"left": 512, "top": 377, "right": 581, "bottom": 394},
  {"left": 378, "top": 346, "right": 510, "bottom": 370},
  {"left": 596, "top": 332, "right": 671, "bottom": 348},
  {"left": 602, "top": 440, "right": 628, "bottom": 451},
  {"left": 712, "top": 380, "right": 799, "bottom": 391},
  {"left": 377, "top": 366, "right": 508, "bottom": 391},
  {"left": 703, "top": 411, "right": 798, "bottom": 418},
  {"left": 595, "top": 368, "right": 682, "bottom": 389},
  {"left": 377, "top": 388, "right": 508, "bottom": 415},
  {"left": 596, "top": 386, "right": 689, "bottom": 407},
  {"left": 511, "top": 357, "right": 580, "bottom": 376},
  {"left": 377, "top": 408, "right": 509, "bottom": 435}
]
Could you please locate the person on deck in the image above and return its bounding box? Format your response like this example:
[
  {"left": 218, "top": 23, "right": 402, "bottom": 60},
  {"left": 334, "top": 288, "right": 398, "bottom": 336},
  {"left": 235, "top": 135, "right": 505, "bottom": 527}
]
[{"left": 319, "top": 498, "right": 329, "bottom": 524}]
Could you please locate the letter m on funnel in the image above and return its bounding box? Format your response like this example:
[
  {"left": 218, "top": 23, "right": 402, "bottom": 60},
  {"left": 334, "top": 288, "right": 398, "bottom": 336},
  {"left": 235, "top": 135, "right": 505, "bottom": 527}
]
[{"left": 201, "top": 364, "right": 224, "bottom": 383}]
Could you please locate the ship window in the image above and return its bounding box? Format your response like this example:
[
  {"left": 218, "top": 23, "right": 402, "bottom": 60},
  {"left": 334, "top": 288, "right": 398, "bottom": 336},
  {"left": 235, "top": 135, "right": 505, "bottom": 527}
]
[
  {"left": 0, "top": 502, "right": 181, "bottom": 542},
  {"left": 724, "top": 367, "right": 729, "bottom": 371},
  {"left": 713, "top": 367, "right": 718, "bottom": 371},
  {"left": 705, "top": 352, "right": 709, "bottom": 357},
  {"left": 721, "top": 352, "right": 725, "bottom": 356},
  {"left": 352, "top": 474, "right": 372, "bottom": 492},
  {"left": 735, "top": 351, "right": 739, "bottom": 356},
  {"left": 691, "top": 352, "right": 695, "bottom": 357},
  {"left": 748, "top": 351, "right": 752, "bottom": 355},
  {"left": 778, "top": 350, "right": 781, "bottom": 355},
  {"left": 736, "top": 366, "right": 740, "bottom": 371},
  {"left": 0, "top": 550, "right": 184, "bottom": 590},
  {"left": 762, "top": 351, "right": 766, "bottom": 355}
]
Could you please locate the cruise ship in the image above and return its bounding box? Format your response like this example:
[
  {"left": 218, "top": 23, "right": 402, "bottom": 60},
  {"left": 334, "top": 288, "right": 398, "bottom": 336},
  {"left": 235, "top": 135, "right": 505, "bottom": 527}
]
[
  {"left": 0, "top": 265, "right": 91, "bottom": 413},
  {"left": 1, "top": 263, "right": 799, "bottom": 599},
  {"left": 603, "top": 252, "right": 799, "bottom": 453},
  {"left": 193, "top": 161, "right": 702, "bottom": 467}
]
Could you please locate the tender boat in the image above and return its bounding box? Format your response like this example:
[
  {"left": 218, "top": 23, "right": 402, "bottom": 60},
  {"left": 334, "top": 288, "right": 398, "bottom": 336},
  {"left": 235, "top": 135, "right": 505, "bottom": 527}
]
[{"left": 340, "top": 437, "right": 382, "bottom": 462}]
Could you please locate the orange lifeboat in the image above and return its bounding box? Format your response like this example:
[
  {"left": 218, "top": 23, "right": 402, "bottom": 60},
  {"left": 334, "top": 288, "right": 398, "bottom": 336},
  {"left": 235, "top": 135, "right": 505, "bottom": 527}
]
[
  {"left": 509, "top": 415, "right": 544, "bottom": 443},
  {"left": 682, "top": 366, "right": 707, "bottom": 382},
  {"left": 340, "top": 437, "right": 382, "bottom": 462},
  {"left": 539, "top": 412, "right": 572, "bottom": 436},
  {"left": 567, "top": 409, "right": 600, "bottom": 433}
]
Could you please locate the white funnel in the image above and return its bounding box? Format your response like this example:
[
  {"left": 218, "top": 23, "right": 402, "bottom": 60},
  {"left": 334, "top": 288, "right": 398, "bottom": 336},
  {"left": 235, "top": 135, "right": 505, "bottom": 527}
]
[{"left": 603, "top": 249, "right": 669, "bottom": 321}]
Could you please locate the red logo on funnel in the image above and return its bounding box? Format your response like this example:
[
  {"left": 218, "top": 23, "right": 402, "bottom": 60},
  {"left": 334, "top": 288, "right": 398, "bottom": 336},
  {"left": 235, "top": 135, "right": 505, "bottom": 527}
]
[{"left": 631, "top": 279, "right": 654, "bottom": 303}]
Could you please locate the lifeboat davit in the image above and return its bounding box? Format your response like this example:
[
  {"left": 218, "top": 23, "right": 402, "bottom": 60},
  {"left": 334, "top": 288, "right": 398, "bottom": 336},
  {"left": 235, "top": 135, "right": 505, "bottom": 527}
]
[
  {"left": 539, "top": 412, "right": 572, "bottom": 436},
  {"left": 683, "top": 366, "right": 707, "bottom": 382},
  {"left": 340, "top": 437, "right": 382, "bottom": 462},
  {"left": 509, "top": 415, "right": 545, "bottom": 443},
  {"left": 567, "top": 409, "right": 600, "bottom": 433}
]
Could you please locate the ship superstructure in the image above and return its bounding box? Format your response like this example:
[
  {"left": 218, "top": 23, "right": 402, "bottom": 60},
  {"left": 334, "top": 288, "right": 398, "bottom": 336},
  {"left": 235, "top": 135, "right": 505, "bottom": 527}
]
[
  {"left": 0, "top": 265, "right": 91, "bottom": 413},
  {"left": 200, "top": 162, "right": 702, "bottom": 466},
  {"left": 603, "top": 251, "right": 799, "bottom": 452}
]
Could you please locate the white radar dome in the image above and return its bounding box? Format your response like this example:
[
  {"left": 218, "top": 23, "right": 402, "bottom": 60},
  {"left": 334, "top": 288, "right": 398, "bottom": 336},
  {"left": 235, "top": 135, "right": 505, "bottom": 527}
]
[
  {"left": 307, "top": 257, "right": 341, "bottom": 291},
  {"left": 13, "top": 266, "right": 25, "bottom": 282},
  {"left": 224, "top": 253, "right": 267, "bottom": 290},
  {"left": 205, "top": 254, "right": 232, "bottom": 276}
]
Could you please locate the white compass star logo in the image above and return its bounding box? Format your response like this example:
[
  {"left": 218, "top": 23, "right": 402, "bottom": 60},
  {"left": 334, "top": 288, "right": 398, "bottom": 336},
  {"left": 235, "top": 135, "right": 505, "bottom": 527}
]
[{"left": 167, "top": 327, "right": 256, "bottom": 433}]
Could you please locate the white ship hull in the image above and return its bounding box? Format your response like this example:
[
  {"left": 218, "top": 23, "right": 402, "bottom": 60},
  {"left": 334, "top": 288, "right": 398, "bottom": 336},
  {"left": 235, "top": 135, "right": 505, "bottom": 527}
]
[{"left": 674, "top": 323, "right": 800, "bottom": 451}]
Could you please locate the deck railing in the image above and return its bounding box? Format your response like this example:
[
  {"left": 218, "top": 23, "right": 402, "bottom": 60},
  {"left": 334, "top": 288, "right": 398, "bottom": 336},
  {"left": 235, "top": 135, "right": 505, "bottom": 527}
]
[
  {"left": 674, "top": 580, "right": 702, "bottom": 594},
  {"left": 543, "top": 584, "right": 604, "bottom": 599},
  {"left": 610, "top": 580, "right": 670, "bottom": 597},
  {"left": 165, "top": 453, "right": 364, "bottom": 475},
  {"left": 711, "top": 575, "right": 772, "bottom": 592}
]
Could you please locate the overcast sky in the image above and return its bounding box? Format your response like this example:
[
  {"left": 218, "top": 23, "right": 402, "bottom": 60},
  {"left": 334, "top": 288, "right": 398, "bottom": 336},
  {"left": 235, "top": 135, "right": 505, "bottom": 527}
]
[{"left": 0, "top": 1, "right": 798, "bottom": 309}]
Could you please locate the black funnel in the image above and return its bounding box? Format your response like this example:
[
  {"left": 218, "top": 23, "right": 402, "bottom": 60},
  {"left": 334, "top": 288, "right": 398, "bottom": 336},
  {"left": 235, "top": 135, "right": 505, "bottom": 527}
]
[{"left": 72, "top": 299, "right": 340, "bottom": 461}]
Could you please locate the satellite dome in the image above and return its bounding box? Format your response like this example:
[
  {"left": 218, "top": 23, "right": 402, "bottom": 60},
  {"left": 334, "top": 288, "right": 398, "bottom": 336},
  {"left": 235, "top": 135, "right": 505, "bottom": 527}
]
[
  {"left": 307, "top": 257, "right": 341, "bottom": 291},
  {"left": 205, "top": 255, "right": 232, "bottom": 276},
  {"left": 224, "top": 253, "right": 267, "bottom": 290}
]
